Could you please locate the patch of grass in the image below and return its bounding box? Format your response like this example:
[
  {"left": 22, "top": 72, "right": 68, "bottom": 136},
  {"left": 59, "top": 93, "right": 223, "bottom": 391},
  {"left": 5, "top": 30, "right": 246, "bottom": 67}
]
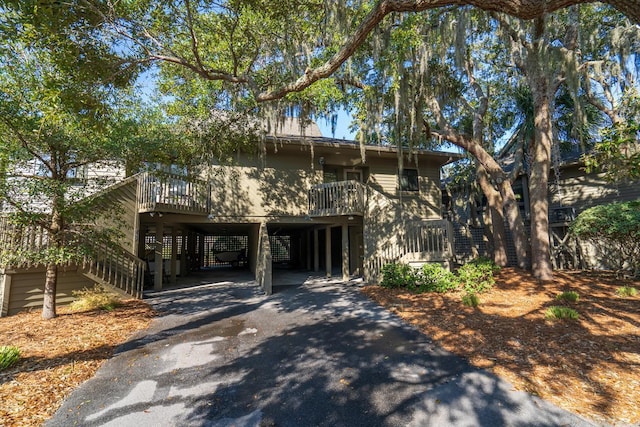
[
  {"left": 70, "top": 285, "right": 122, "bottom": 312},
  {"left": 616, "top": 286, "right": 638, "bottom": 297},
  {"left": 545, "top": 306, "right": 579, "bottom": 320},
  {"left": 556, "top": 291, "right": 579, "bottom": 303},
  {"left": 462, "top": 292, "right": 480, "bottom": 307},
  {"left": 0, "top": 345, "right": 20, "bottom": 371}
]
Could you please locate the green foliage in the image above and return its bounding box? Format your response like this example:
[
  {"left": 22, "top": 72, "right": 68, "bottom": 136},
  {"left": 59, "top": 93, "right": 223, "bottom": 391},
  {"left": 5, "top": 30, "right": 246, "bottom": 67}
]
[
  {"left": 381, "top": 258, "right": 499, "bottom": 295},
  {"left": 556, "top": 291, "right": 579, "bottom": 303},
  {"left": 570, "top": 201, "right": 640, "bottom": 277},
  {"left": 70, "top": 285, "right": 122, "bottom": 312},
  {"left": 381, "top": 263, "right": 419, "bottom": 289},
  {"left": 418, "top": 263, "right": 458, "bottom": 293},
  {"left": 545, "top": 306, "right": 579, "bottom": 320},
  {"left": 0, "top": 345, "right": 21, "bottom": 371},
  {"left": 616, "top": 286, "right": 638, "bottom": 298},
  {"left": 461, "top": 292, "right": 480, "bottom": 308},
  {"left": 584, "top": 92, "right": 640, "bottom": 182},
  {"left": 457, "top": 257, "right": 499, "bottom": 294}
]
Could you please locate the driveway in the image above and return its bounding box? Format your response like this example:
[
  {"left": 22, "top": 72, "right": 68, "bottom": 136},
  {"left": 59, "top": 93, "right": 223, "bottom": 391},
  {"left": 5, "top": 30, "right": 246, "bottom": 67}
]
[{"left": 47, "top": 275, "right": 597, "bottom": 427}]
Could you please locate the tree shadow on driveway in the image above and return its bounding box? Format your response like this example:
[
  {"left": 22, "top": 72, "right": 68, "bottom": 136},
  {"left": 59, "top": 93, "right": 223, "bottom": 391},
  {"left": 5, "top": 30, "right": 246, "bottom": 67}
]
[{"left": 47, "top": 280, "right": 596, "bottom": 427}]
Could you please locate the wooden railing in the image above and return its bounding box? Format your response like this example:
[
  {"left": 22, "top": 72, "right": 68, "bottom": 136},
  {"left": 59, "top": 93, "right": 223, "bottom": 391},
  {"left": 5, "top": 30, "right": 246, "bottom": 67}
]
[
  {"left": 365, "top": 219, "right": 454, "bottom": 284},
  {"left": 0, "top": 217, "right": 145, "bottom": 298},
  {"left": 81, "top": 240, "right": 146, "bottom": 298},
  {"left": 308, "top": 180, "right": 365, "bottom": 217},
  {"left": 137, "top": 172, "right": 210, "bottom": 214}
]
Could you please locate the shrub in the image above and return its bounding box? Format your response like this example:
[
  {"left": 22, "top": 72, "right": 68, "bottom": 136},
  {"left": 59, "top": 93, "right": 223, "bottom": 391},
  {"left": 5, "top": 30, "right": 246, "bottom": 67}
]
[
  {"left": 457, "top": 260, "right": 497, "bottom": 294},
  {"left": 0, "top": 346, "right": 20, "bottom": 371},
  {"left": 418, "top": 263, "right": 457, "bottom": 293},
  {"left": 616, "top": 286, "right": 638, "bottom": 297},
  {"left": 70, "top": 285, "right": 122, "bottom": 312},
  {"left": 545, "top": 306, "right": 579, "bottom": 320},
  {"left": 462, "top": 292, "right": 480, "bottom": 307},
  {"left": 381, "top": 262, "right": 419, "bottom": 289},
  {"left": 570, "top": 200, "right": 640, "bottom": 277},
  {"left": 556, "top": 291, "right": 579, "bottom": 303},
  {"left": 468, "top": 256, "right": 501, "bottom": 273}
]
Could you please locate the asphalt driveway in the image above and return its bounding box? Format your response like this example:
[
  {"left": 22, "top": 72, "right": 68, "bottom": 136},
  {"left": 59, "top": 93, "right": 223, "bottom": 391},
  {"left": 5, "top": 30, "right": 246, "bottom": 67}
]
[{"left": 47, "top": 275, "right": 598, "bottom": 427}]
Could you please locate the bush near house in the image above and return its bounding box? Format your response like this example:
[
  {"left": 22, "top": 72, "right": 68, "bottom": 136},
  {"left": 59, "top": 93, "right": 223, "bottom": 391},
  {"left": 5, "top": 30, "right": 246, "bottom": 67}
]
[
  {"left": 457, "top": 257, "right": 500, "bottom": 294},
  {"left": 418, "top": 263, "right": 458, "bottom": 293},
  {"left": 570, "top": 200, "right": 640, "bottom": 278},
  {"left": 381, "top": 257, "right": 499, "bottom": 296},
  {"left": 380, "top": 262, "right": 420, "bottom": 289}
]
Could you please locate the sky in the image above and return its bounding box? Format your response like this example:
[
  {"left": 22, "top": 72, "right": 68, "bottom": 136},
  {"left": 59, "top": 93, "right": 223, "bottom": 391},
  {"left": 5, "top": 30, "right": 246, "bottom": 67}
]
[{"left": 316, "top": 107, "right": 357, "bottom": 140}]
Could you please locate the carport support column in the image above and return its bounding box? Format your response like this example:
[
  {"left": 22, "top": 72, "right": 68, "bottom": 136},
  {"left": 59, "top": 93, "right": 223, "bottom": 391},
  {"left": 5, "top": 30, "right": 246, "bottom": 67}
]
[
  {"left": 154, "top": 221, "right": 164, "bottom": 291},
  {"left": 325, "top": 226, "right": 332, "bottom": 277},
  {"left": 257, "top": 222, "right": 272, "bottom": 295},
  {"left": 170, "top": 228, "right": 177, "bottom": 284},
  {"left": 313, "top": 229, "right": 319, "bottom": 272},
  {"left": 342, "top": 224, "right": 349, "bottom": 281}
]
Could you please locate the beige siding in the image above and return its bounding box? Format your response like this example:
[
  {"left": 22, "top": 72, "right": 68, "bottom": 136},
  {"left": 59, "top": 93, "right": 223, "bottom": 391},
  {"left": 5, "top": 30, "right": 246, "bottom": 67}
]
[
  {"left": 93, "top": 179, "right": 139, "bottom": 253},
  {"left": 206, "top": 152, "right": 320, "bottom": 218},
  {"left": 3, "top": 267, "right": 94, "bottom": 316},
  {"left": 366, "top": 157, "right": 442, "bottom": 220},
  {"left": 550, "top": 166, "right": 640, "bottom": 214}
]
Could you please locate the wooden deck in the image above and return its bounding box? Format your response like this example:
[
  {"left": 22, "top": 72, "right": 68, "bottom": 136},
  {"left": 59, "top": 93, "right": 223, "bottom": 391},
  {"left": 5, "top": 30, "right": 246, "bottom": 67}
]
[{"left": 308, "top": 180, "right": 365, "bottom": 217}]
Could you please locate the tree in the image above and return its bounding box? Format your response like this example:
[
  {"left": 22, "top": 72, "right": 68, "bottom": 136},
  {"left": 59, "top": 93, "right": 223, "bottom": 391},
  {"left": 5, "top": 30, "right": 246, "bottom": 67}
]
[
  {"left": 94, "top": 0, "right": 638, "bottom": 280},
  {"left": 0, "top": 7, "right": 143, "bottom": 319}
]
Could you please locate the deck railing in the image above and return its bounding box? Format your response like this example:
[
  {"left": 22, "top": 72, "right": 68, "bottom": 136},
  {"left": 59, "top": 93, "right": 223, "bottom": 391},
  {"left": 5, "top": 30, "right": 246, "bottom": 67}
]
[
  {"left": 365, "top": 219, "right": 454, "bottom": 283},
  {"left": 81, "top": 240, "right": 146, "bottom": 298},
  {"left": 137, "top": 172, "right": 210, "bottom": 214},
  {"left": 0, "top": 217, "right": 145, "bottom": 298},
  {"left": 308, "top": 180, "right": 365, "bottom": 217}
]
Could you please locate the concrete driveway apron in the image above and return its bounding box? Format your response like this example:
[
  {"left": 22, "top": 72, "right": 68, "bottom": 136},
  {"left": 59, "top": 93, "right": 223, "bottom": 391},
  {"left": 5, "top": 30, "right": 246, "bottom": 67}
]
[{"left": 47, "top": 277, "right": 599, "bottom": 427}]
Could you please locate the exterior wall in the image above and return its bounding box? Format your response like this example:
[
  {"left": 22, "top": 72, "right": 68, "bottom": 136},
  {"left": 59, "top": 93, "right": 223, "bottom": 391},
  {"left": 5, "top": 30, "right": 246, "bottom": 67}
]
[
  {"left": 93, "top": 178, "right": 140, "bottom": 253},
  {"left": 206, "top": 152, "right": 321, "bottom": 219},
  {"left": 204, "top": 147, "right": 444, "bottom": 222},
  {"left": 365, "top": 156, "right": 442, "bottom": 220},
  {"left": 550, "top": 165, "right": 640, "bottom": 215},
  {"left": 0, "top": 266, "right": 94, "bottom": 316}
]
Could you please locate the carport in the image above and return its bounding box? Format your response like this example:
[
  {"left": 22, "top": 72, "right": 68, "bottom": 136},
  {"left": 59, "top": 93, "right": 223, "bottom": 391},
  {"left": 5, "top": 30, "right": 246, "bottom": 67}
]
[{"left": 138, "top": 213, "right": 363, "bottom": 294}]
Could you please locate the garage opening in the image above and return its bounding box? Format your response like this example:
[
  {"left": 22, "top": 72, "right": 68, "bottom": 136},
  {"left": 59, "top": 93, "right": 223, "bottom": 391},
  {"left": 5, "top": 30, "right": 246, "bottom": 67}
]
[{"left": 203, "top": 235, "right": 248, "bottom": 268}]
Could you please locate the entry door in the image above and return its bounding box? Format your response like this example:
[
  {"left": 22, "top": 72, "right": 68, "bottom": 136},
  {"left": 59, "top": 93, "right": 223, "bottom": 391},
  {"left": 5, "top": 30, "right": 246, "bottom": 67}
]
[{"left": 345, "top": 169, "right": 362, "bottom": 182}]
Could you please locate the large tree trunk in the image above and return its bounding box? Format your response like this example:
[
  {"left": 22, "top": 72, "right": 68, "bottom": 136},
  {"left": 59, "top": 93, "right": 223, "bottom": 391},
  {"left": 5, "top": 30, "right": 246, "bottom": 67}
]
[
  {"left": 527, "top": 34, "right": 554, "bottom": 280},
  {"left": 499, "top": 180, "right": 529, "bottom": 269},
  {"left": 477, "top": 167, "right": 508, "bottom": 266}
]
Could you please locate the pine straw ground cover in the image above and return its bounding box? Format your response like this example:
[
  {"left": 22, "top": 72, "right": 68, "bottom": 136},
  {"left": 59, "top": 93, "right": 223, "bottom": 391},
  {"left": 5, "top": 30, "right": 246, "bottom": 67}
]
[
  {"left": 0, "top": 300, "right": 156, "bottom": 426},
  {"left": 363, "top": 268, "right": 640, "bottom": 426}
]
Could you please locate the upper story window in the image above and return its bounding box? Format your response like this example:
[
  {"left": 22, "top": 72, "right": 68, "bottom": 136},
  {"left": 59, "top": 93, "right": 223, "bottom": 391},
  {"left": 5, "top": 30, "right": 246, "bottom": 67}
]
[{"left": 399, "top": 168, "right": 419, "bottom": 192}]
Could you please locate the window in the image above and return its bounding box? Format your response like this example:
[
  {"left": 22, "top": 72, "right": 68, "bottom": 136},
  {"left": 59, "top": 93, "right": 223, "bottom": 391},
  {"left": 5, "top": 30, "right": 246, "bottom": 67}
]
[{"left": 399, "top": 169, "right": 419, "bottom": 192}]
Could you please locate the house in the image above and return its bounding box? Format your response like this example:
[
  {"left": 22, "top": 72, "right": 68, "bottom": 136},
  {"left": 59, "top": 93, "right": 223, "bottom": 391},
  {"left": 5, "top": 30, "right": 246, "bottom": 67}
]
[
  {"left": 0, "top": 121, "right": 461, "bottom": 316},
  {"left": 446, "top": 149, "right": 640, "bottom": 270}
]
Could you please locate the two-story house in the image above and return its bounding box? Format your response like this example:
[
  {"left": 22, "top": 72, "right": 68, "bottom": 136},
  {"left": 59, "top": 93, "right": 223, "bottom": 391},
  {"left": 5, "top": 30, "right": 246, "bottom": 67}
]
[{"left": 0, "top": 121, "right": 461, "bottom": 316}]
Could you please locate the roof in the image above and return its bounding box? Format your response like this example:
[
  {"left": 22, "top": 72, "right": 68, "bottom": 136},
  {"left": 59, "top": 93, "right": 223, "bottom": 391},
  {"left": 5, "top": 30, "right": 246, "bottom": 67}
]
[{"left": 265, "top": 134, "right": 463, "bottom": 166}]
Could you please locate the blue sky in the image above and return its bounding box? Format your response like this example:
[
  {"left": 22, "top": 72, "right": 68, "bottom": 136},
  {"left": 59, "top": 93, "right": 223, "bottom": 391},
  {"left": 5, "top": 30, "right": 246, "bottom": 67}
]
[{"left": 316, "top": 107, "right": 357, "bottom": 140}]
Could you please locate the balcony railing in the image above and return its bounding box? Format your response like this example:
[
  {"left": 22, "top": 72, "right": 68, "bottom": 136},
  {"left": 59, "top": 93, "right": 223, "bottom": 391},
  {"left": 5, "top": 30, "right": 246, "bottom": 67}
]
[
  {"left": 308, "top": 180, "right": 365, "bottom": 217},
  {"left": 137, "top": 172, "right": 210, "bottom": 214}
]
